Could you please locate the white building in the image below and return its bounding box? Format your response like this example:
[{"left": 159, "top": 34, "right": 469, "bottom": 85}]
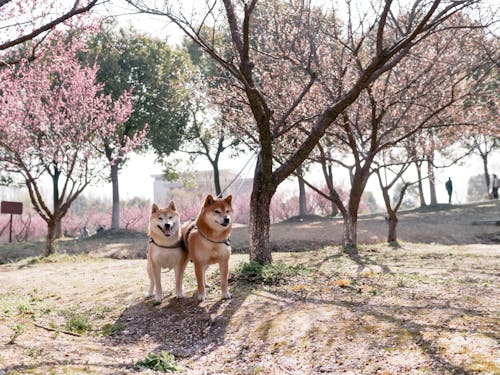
[{"left": 152, "top": 169, "right": 253, "bottom": 206}]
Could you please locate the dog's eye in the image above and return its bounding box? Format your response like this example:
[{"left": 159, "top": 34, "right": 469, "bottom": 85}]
[
  {"left": 168, "top": 216, "right": 173, "bottom": 219},
  {"left": 214, "top": 209, "right": 221, "bottom": 214},
  {"left": 158, "top": 217, "right": 163, "bottom": 221}
]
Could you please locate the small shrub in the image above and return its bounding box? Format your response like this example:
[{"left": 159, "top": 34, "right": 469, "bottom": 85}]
[
  {"left": 66, "top": 314, "right": 92, "bottom": 334},
  {"left": 397, "top": 278, "right": 406, "bottom": 288},
  {"left": 136, "top": 351, "right": 182, "bottom": 373},
  {"left": 233, "top": 261, "right": 308, "bottom": 285},
  {"left": 8, "top": 323, "right": 25, "bottom": 344}
]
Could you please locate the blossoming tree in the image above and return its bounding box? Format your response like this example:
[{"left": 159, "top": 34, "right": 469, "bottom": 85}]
[{"left": 0, "top": 32, "right": 133, "bottom": 255}]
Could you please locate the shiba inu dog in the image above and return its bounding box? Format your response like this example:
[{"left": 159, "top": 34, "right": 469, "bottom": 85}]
[
  {"left": 182, "top": 195, "right": 233, "bottom": 302},
  {"left": 146, "top": 201, "right": 188, "bottom": 301}
]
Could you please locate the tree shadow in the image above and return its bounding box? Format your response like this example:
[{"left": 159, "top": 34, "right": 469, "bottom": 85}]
[
  {"left": 269, "top": 288, "right": 493, "bottom": 374},
  {"left": 102, "top": 280, "right": 253, "bottom": 359}
]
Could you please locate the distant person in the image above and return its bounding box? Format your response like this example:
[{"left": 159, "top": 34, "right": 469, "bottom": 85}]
[
  {"left": 445, "top": 177, "right": 453, "bottom": 204},
  {"left": 493, "top": 174, "right": 499, "bottom": 199}
]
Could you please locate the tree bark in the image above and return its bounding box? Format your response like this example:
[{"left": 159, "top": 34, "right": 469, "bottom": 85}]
[
  {"left": 415, "top": 161, "right": 427, "bottom": 207},
  {"left": 481, "top": 153, "right": 490, "bottom": 195},
  {"left": 387, "top": 215, "right": 398, "bottom": 243},
  {"left": 428, "top": 159, "right": 437, "bottom": 205},
  {"left": 212, "top": 158, "right": 222, "bottom": 197},
  {"left": 327, "top": 164, "right": 339, "bottom": 216},
  {"left": 51, "top": 168, "right": 63, "bottom": 238},
  {"left": 111, "top": 163, "right": 120, "bottom": 229},
  {"left": 45, "top": 219, "right": 56, "bottom": 256},
  {"left": 342, "top": 212, "right": 357, "bottom": 249},
  {"left": 248, "top": 154, "right": 276, "bottom": 264},
  {"left": 297, "top": 165, "right": 307, "bottom": 217}
]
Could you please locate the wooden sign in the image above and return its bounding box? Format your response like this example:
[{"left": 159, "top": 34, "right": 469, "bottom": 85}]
[
  {"left": 1, "top": 201, "right": 23, "bottom": 243},
  {"left": 1, "top": 201, "right": 23, "bottom": 215}
]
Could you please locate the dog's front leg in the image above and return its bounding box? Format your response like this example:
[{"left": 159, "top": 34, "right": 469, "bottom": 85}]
[
  {"left": 194, "top": 262, "right": 206, "bottom": 301},
  {"left": 146, "top": 261, "right": 155, "bottom": 298},
  {"left": 219, "top": 260, "right": 232, "bottom": 299},
  {"left": 174, "top": 258, "right": 188, "bottom": 298},
  {"left": 151, "top": 263, "right": 163, "bottom": 302}
]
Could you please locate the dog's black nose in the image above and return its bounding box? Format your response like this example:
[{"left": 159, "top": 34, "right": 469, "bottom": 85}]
[
  {"left": 165, "top": 222, "right": 171, "bottom": 229},
  {"left": 223, "top": 217, "right": 230, "bottom": 224}
]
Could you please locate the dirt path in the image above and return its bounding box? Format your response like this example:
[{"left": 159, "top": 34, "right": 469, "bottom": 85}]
[{"left": 1, "top": 242, "right": 499, "bottom": 374}]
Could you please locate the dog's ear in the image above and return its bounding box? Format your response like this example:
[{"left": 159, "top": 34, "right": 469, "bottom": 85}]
[
  {"left": 152, "top": 203, "right": 159, "bottom": 213},
  {"left": 204, "top": 195, "right": 214, "bottom": 207},
  {"left": 168, "top": 201, "right": 176, "bottom": 211},
  {"left": 225, "top": 195, "right": 233, "bottom": 206}
]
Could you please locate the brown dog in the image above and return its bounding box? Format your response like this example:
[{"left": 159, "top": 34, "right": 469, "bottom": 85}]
[
  {"left": 146, "top": 201, "right": 188, "bottom": 301},
  {"left": 182, "top": 195, "right": 233, "bottom": 301}
]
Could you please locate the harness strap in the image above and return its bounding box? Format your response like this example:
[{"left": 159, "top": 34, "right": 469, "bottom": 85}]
[
  {"left": 184, "top": 224, "right": 231, "bottom": 247},
  {"left": 149, "top": 237, "right": 185, "bottom": 250}
]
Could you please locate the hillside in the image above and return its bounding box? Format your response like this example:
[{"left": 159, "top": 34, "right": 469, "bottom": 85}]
[{"left": 1, "top": 200, "right": 498, "bottom": 262}]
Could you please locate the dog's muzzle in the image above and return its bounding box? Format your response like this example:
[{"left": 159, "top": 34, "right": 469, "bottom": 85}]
[
  {"left": 221, "top": 216, "right": 231, "bottom": 227},
  {"left": 158, "top": 221, "right": 175, "bottom": 236}
]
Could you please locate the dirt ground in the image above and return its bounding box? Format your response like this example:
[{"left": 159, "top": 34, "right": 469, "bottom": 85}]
[{"left": 0, "top": 201, "right": 499, "bottom": 374}]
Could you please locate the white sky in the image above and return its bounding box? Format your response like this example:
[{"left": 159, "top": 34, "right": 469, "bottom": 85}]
[
  {"left": 3, "top": 0, "right": 498, "bottom": 208},
  {"left": 97, "top": 1, "right": 499, "bottom": 206}
]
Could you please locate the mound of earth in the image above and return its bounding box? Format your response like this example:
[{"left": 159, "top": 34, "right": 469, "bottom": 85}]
[{"left": 279, "top": 214, "right": 333, "bottom": 223}]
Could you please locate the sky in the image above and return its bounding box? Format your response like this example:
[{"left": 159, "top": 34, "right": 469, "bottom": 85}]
[
  {"left": 2, "top": 0, "right": 499, "bottom": 209},
  {"left": 93, "top": 0, "right": 499, "bottom": 207}
]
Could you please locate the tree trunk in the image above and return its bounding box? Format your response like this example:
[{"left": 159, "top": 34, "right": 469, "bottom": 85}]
[
  {"left": 297, "top": 165, "right": 307, "bottom": 217},
  {"left": 342, "top": 212, "right": 357, "bottom": 249},
  {"left": 248, "top": 155, "right": 276, "bottom": 264},
  {"left": 55, "top": 219, "right": 63, "bottom": 238},
  {"left": 111, "top": 163, "right": 120, "bottom": 230},
  {"left": 428, "top": 160, "right": 437, "bottom": 205},
  {"left": 415, "top": 161, "right": 426, "bottom": 207},
  {"left": 481, "top": 153, "right": 490, "bottom": 195},
  {"left": 327, "top": 164, "right": 338, "bottom": 216},
  {"left": 45, "top": 220, "right": 56, "bottom": 256},
  {"left": 342, "top": 163, "right": 370, "bottom": 249},
  {"left": 52, "top": 168, "right": 63, "bottom": 238},
  {"left": 387, "top": 215, "right": 398, "bottom": 243},
  {"left": 212, "top": 160, "right": 222, "bottom": 197}
]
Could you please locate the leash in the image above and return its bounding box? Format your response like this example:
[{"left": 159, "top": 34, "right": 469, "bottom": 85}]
[{"left": 217, "top": 147, "right": 259, "bottom": 198}]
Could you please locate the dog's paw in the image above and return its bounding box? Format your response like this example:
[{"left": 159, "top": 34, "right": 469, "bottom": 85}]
[
  {"left": 175, "top": 292, "right": 185, "bottom": 299},
  {"left": 154, "top": 294, "right": 163, "bottom": 302},
  {"left": 222, "top": 292, "right": 232, "bottom": 299},
  {"left": 197, "top": 293, "right": 206, "bottom": 302},
  {"left": 145, "top": 292, "right": 153, "bottom": 299}
]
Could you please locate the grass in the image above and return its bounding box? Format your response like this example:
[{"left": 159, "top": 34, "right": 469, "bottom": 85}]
[
  {"left": 136, "top": 351, "right": 183, "bottom": 373},
  {"left": 65, "top": 313, "right": 92, "bottom": 334},
  {"left": 100, "top": 322, "right": 125, "bottom": 336},
  {"left": 232, "top": 260, "right": 310, "bottom": 285}
]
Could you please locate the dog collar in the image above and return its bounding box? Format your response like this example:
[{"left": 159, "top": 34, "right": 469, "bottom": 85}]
[
  {"left": 185, "top": 224, "right": 231, "bottom": 246},
  {"left": 149, "top": 237, "right": 184, "bottom": 249}
]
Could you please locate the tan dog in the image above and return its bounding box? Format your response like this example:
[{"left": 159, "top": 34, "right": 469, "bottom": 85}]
[
  {"left": 146, "top": 201, "right": 188, "bottom": 301},
  {"left": 182, "top": 195, "right": 233, "bottom": 301}
]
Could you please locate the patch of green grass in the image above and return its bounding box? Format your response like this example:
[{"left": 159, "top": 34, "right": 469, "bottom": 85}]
[
  {"left": 65, "top": 313, "right": 92, "bottom": 334},
  {"left": 100, "top": 322, "right": 125, "bottom": 336},
  {"left": 397, "top": 278, "right": 407, "bottom": 288},
  {"left": 136, "top": 351, "right": 183, "bottom": 373},
  {"left": 232, "top": 261, "right": 309, "bottom": 285},
  {"left": 24, "top": 253, "right": 95, "bottom": 266},
  {"left": 92, "top": 305, "right": 113, "bottom": 319}
]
